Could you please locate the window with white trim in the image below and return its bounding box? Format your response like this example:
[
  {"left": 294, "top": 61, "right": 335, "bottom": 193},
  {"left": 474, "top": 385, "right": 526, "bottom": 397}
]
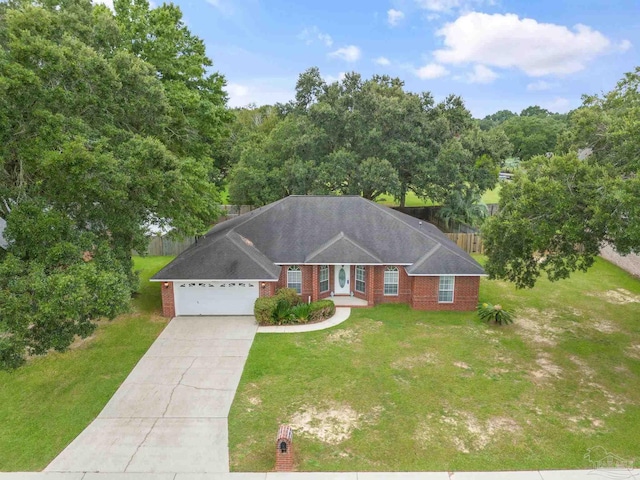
[
  {"left": 355, "top": 265, "right": 366, "bottom": 293},
  {"left": 319, "top": 265, "right": 329, "bottom": 293},
  {"left": 438, "top": 276, "right": 455, "bottom": 303},
  {"left": 287, "top": 266, "right": 302, "bottom": 294},
  {"left": 383, "top": 266, "right": 399, "bottom": 296}
]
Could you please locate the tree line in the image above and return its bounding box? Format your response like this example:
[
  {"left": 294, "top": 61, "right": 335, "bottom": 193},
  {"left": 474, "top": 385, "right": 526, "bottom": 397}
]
[{"left": 0, "top": 0, "right": 637, "bottom": 368}]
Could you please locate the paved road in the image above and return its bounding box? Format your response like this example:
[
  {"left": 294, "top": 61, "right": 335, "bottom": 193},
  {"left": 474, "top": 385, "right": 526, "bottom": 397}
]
[{"left": 45, "top": 316, "right": 257, "bottom": 474}]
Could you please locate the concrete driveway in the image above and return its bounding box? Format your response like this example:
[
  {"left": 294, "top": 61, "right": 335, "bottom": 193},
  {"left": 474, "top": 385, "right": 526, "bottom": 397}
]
[{"left": 46, "top": 316, "right": 257, "bottom": 474}]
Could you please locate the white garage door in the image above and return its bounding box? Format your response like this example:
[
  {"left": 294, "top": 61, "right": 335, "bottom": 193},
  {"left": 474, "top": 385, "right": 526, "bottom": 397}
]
[{"left": 174, "top": 281, "right": 259, "bottom": 315}]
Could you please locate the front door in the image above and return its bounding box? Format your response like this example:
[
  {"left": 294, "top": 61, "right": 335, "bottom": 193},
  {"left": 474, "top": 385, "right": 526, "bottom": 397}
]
[{"left": 334, "top": 264, "right": 350, "bottom": 295}]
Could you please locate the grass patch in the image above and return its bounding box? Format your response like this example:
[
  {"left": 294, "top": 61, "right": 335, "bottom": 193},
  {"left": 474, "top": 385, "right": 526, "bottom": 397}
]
[
  {"left": 229, "top": 257, "right": 640, "bottom": 471},
  {"left": 378, "top": 185, "right": 501, "bottom": 207},
  {"left": 0, "top": 256, "right": 173, "bottom": 472}
]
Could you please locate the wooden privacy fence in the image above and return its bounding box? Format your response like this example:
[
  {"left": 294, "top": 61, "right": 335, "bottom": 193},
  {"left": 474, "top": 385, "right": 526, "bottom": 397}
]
[
  {"left": 140, "top": 236, "right": 197, "bottom": 256},
  {"left": 141, "top": 232, "right": 485, "bottom": 256},
  {"left": 445, "top": 233, "right": 485, "bottom": 254}
]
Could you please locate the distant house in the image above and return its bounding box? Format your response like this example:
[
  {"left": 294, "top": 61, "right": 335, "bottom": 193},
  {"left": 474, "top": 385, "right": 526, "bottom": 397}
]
[{"left": 152, "top": 196, "right": 485, "bottom": 316}]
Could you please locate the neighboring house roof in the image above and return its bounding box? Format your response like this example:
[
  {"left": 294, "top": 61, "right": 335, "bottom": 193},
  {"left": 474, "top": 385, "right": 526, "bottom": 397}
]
[
  {"left": 152, "top": 196, "right": 485, "bottom": 280},
  {"left": 0, "top": 217, "right": 7, "bottom": 250}
]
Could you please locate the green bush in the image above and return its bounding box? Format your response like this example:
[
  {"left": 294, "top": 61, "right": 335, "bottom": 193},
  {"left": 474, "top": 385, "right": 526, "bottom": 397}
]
[
  {"left": 275, "top": 288, "right": 301, "bottom": 306},
  {"left": 290, "top": 303, "right": 312, "bottom": 323},
  {"left": 309, "top": 299, "right": 336, "bottom": 323},
  {"left": 254, "top": 297, "right": 277, "bottom": 325},
  {"left": 254, "top": 294, "right": 336, "bottom": 326},
  {"left": 477, "top": 302, "right": 513, "bottom": 325},
  {"left": 272, "top": 298, "right": 294, "bottom": 324}
]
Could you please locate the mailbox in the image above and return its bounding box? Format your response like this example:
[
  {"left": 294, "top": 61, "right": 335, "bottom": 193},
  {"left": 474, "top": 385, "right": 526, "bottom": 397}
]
[{"left": 275, "top": 424, "right": 294, "bottom": 471}]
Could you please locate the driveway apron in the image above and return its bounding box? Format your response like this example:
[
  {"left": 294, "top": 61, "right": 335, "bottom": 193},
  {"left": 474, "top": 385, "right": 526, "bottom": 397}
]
[{"left": 45, "top": 316, "right": 257, "bottom": 474}]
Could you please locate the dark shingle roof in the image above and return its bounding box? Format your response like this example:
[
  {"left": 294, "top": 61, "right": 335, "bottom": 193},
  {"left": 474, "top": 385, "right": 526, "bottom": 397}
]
[{"left": 152, "top": 196, "right": 484, "bottom": 280}]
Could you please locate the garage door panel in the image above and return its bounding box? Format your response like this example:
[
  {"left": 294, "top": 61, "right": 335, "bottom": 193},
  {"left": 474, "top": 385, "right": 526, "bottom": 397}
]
[{"left": 174, "top": 282, "right": 259, "bottom": 316}]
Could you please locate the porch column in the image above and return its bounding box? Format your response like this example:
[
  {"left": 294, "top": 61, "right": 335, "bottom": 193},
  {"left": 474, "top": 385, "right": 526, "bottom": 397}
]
[
  {"left": 311, "top": 265, "right": 319, "bottom": 302},
  {"left": 367, "top": 266, "right": 375, "bottom": 306}
]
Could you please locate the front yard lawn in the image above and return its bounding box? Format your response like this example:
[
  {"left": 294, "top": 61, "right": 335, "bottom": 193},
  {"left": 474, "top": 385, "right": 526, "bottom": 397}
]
[
  {"left": 229, "top": 257, "right": 640, "bottom": 472},
  {"left": 0, "top": 256, "right": 173, "bottom": 472}
]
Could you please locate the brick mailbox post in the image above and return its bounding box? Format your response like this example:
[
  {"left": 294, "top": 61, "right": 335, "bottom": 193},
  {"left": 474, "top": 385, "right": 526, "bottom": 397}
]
[{"left": 275, "top": 424, "right": 294, "bottom": 471}]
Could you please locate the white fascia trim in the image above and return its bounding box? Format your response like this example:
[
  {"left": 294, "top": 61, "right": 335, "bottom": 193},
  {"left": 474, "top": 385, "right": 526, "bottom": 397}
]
[
  {"left": 150, "top": 278, "right": 277, "bottom": 282},
  {"left": 406, "top": 274, "right": 488, "bottom": 277}
]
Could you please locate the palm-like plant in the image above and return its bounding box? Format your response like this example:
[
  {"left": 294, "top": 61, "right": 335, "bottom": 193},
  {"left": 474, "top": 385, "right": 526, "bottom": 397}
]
[{"left": 438, "top": 189, "right": 489, "bottom": 230}]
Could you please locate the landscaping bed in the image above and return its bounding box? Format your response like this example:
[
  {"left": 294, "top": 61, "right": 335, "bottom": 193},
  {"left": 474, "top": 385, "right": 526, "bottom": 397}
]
[
  {"left": 229, "top": 257, "right": 640, "bottom": 472},
  {"left": 254, "top": 288, "right": 336, "bottom": 326}
]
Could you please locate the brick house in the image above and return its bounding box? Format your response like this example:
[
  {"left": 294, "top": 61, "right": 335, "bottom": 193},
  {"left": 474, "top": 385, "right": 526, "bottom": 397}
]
[{"left": 152, "top": 196, "right": 485, "bottom": 317}]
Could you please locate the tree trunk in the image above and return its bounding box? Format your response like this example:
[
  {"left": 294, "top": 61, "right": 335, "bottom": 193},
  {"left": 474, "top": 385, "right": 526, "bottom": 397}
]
[{"left": 399, "top": 187, "right": 407, "bottom": 208}]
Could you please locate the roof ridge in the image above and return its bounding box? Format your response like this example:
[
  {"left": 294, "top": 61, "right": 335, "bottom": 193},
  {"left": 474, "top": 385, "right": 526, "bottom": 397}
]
[
  {"left": 406, "top": 244, "right": 441, "bottom": 274},
  {"left": 304, "top": 231, "right": 345, "bottom": 262},
  {"left": 304, "top": 231, "right": 383, "bottom": 263},
  {"left": 227, "top": 231, "right": 280, "bottom": 279},
  {"left": 204, "top": 197, "right": 287, "bottom": 239},
  {"left": 365, "top": 199, "right": 482, "bottom": 271}
]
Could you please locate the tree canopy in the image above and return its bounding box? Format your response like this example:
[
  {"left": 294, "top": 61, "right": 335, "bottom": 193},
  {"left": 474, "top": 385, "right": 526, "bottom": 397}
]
[
  {"left": 0, "top": 0, "right": 229, "bottom": 367},
  {"left": 483, "top": 68, "right": 640, "bottom": 288},
  {"left": 228, "top": 68, "right": 511, "bottom": 207}
]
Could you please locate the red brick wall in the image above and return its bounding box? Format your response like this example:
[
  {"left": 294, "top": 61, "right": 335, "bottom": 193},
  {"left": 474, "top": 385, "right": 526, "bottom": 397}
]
[
  {"left": 160, "top": 282, "right": 175, "bottom": 317},
  {"left": 260, "top": 282, "right": 277, "bottom": 297},
  {"left": 262, "top": 264, "right": 480, "bottom": 311},
  {"left": 411, "top": 276, "right": 479, "bottom": 311},
  {"left": 277, "top": 265, "right": 314, "bottom": 302},
  {"left": 372, "top": 265, "right": 412, "bottom": 305}
]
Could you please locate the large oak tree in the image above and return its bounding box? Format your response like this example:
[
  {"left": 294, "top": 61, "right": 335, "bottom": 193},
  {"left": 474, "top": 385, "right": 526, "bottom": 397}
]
[
  {"left": 484, "top": 68, "right": 640, "bottom": 288},
  {"left": 0, "top": 0, "right": 229, "bottom": 367}
]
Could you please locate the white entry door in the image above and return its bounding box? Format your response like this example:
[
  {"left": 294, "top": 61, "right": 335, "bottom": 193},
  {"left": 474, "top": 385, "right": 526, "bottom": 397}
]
[
  {"left": 174, "top": 281, "right": 259, "bottom": 315},
  {"left": 334, "top": 265, "right": 350, "bottom": 295}
]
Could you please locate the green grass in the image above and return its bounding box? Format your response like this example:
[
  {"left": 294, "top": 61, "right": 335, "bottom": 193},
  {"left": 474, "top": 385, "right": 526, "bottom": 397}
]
[
  {"left": 378, "top": 185, "right": 501, "bottom": 207},
  {"left": 229, "top": 257, "right": 640, "bottom": 471},
  {"left": 0, "top": 256, "right": 173, "bottom": 472}
]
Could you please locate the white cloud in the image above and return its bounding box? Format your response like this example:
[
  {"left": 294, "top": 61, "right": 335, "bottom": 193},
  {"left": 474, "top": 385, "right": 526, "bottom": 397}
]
[
  {"left": 415, "top": 0, "right": 493, "bottom": 13},
  {"left": 527, "top": 80, "right": 554, "bottom": 91},
  {"left": 298, "top": 26, "right": 333, "bottom": 47},
  {"left": 225, "top": 80, "right": 295, "bottom": 108},
  {"left": 415, "top": 0, "right": 460, "bottom": 12},
  {"left": 415, "top": 63, "right": 450, "bottom": 79},
  {"left": 205, "top": 0, "right": 233, "bottom": 15},
  {"left": 325, "top": 72, "right": 347, "bottom": 84},
  {"left": 92, "top": 0, "right": 114, "bottom": 11},
  {"left": 329, "top": 45, "right": 362, "bottom": 62},
  {"left": 374, "top": 56, "right": 391, "bottom": 66},
  {"left": 466, "top": 64, "right": 497, "bottom": 84},
  {"left": 618, "top": 39, "right": 632, "bottom": 51},
  {"left": 544, "top": 97, "right": 571, "bottom": 113},
  {"left": 433, "top": 12, "right": 613, "bottom": 77},
  {"left": 387, "top": 9, "right": 405, "bottom": 26}
]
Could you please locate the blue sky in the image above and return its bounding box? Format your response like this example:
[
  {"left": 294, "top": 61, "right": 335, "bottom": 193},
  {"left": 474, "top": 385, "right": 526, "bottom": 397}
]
[{"left": 131, "top": 0, "right": 639, "bottom": 117}]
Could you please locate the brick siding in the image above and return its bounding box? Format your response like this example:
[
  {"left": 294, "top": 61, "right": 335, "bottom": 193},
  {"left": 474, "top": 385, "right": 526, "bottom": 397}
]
[
  {"left": 411, "top": 276, "right": 479, "bottom": 311},
  {"left": 159, "top": 266, "right": 480, "bottom": 316},
  {"left": 160, "top": 282, "right": 176, "bottom": 317},
  {"left": 372, "top": 265, "right": 412, "bottom": 305}
]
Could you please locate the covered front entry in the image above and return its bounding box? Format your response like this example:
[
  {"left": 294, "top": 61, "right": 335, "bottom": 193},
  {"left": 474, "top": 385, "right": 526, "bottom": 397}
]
[
  {"left": 174, "top": 281, "right": 259, "bottom": 315},
  {"left": 334, "top": 264, "right": 351, "bottom": 295}
]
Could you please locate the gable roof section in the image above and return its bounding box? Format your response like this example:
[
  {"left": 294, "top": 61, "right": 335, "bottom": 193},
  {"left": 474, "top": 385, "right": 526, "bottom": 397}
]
[
  {"left": 305, "top": 232, "right": 383, "bottom": 264},
  {"left": 152, "top": 230, "right": 281, "bottom": 281},
  {"left": 152, "top": 196, "right": 484, "bottom": 280}
]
